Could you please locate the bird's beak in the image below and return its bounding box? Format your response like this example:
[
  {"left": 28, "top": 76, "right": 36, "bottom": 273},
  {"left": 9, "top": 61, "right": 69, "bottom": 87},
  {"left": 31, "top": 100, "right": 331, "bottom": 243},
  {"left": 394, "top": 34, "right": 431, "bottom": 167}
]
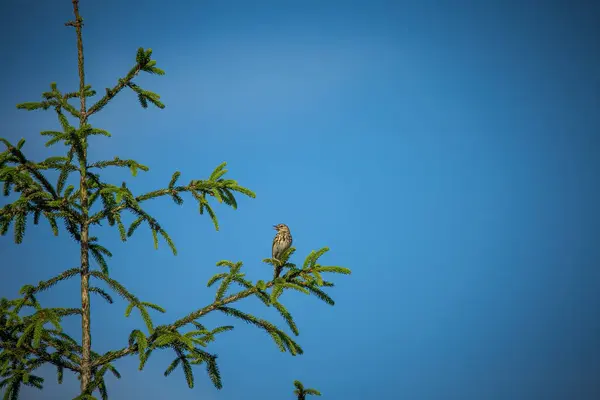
[{"left": 273, "top": 225, "right": 277, "bottom": 229}]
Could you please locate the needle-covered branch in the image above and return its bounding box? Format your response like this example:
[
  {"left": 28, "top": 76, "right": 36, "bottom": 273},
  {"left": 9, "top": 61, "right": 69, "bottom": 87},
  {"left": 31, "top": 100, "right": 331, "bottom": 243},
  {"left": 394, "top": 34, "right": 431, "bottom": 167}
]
[
  {"left": 1, "top": 297, "right": 83, "bottom": 382},
  {"left": 86, "top": 47, "right": 165, "bottom": 116},
  {"left": 16, "top": 81, "right": 92, "bottom": 119},
  {"left": 293, "top": 380, "right": 322, "bottom": 399},
  {"left": 19, "top": 268, "right": 81, "bottom": 296},
  {"left": 88, "top": 247, "right": 350, "bottom": 390},
  {"left": 85, "top": 162, "right": 255, "bottom": 259},
  {"left": 0, "top": 139, "right": 84, "bottom": 243}
]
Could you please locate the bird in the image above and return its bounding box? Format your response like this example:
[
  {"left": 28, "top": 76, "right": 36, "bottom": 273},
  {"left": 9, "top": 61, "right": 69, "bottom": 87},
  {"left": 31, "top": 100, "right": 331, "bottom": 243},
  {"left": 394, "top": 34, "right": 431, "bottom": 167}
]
[{"left": 272, "top": 223, "right": 292, "bottom": 279}]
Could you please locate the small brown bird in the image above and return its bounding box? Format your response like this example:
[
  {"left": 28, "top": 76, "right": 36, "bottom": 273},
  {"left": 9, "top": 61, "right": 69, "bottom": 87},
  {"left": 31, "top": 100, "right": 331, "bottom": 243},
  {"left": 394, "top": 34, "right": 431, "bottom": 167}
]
[{"left": 272, "top": 223, "right": 292, "bottom": 279}]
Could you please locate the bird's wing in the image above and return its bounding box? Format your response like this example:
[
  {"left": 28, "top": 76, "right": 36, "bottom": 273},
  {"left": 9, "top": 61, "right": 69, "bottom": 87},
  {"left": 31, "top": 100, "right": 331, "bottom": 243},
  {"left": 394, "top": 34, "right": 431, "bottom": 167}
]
[{"left": 272, "top": 238, "right": 280, "bottom": 258}]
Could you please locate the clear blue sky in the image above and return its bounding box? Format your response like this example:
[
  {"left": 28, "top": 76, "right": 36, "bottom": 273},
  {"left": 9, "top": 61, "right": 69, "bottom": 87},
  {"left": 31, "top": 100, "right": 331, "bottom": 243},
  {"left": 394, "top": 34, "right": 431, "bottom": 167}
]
[{"left": 2, "top": 1, "right": 600, "bottom": 399}]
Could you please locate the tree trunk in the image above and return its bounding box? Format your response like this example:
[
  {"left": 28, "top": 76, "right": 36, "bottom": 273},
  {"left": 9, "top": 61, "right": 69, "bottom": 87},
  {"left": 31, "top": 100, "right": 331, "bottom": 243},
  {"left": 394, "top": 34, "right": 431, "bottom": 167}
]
[
  {"left": 80, "top": 223, "right": 91, "bottom": 391},
  {"left": 70, "top": 0, "right": 92, "bottom": 392}
]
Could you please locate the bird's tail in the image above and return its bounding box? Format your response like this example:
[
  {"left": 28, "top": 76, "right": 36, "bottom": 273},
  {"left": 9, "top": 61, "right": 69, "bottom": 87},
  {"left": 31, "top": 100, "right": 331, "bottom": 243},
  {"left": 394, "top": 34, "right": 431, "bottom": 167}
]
[{"left": 274, "top": 263, "right": 283, "bottom": 280}]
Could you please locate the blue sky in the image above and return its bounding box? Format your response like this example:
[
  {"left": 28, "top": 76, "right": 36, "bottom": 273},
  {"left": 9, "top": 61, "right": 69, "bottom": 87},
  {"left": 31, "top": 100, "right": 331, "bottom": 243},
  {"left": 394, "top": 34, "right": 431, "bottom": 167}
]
[{"left": 1, "top": 0, "right": 600, "bottom": 399}]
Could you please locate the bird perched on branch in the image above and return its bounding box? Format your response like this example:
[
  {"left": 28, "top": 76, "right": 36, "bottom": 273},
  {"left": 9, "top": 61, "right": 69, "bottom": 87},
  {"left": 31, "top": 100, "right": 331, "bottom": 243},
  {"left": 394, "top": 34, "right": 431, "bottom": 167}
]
[{"left": 272, "top": 223, "right": 292, "bottom": 279}]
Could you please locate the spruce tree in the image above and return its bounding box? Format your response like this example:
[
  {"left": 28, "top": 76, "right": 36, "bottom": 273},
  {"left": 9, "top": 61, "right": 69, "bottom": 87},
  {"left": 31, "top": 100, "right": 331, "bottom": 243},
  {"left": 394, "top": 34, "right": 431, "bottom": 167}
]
[{"left": 0, "top": 1, "right": 351, "bottom": 399}]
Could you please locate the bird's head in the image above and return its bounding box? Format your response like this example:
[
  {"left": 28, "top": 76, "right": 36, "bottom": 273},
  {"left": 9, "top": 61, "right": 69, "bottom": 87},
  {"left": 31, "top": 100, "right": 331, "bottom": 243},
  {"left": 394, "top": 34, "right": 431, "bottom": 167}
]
[{"left": 273, "top": 223, "right": 290, "bottom": 232}]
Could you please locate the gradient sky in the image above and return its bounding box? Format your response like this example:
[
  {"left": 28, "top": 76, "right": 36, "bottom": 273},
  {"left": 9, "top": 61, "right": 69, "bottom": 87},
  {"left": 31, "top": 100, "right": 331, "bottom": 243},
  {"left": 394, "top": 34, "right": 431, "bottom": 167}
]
[{"left": 2, "top": 1, "right": 600, "bottom": 399}]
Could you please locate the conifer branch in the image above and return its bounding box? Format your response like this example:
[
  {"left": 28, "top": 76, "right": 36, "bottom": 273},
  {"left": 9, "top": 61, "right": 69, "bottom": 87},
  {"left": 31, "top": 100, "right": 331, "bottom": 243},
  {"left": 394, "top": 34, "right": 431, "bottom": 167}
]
[
  {"left": 29, "top": 268, "right": 80, "bottom": 294},
  {"left": 86, "top": 65, "right": 142, "bottom": 116},
  {"left": 90, "top": 248, "right": 350, "bottom": 368},
  {"left": 2, "top": 141, "right": 58, "bottom": 198},
  {"left": 293, "top": 380, "right": 322, "bottom": 399},
  {"left": 0, "top": 140, "right": 85, "bottom": 237},
  {"left": 0, "top": 341, "right": 81, "bottom": 373},
  {"left": 86, "top": 47, "right": 165, "bottom": 116},
  {"left": 87, "top": 167, "right": 255, "bottom": 238}
]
